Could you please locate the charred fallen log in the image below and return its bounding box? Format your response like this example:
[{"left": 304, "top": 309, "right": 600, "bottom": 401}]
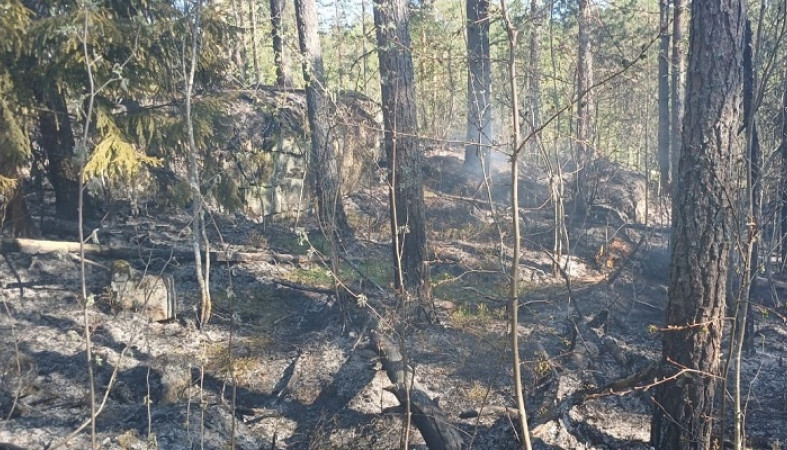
[
  {"left": 0, "top": 238, "right": 307, "bottom": 264},
  {"left": 370, "top": 329, "right": 464, "bottom": 450}
]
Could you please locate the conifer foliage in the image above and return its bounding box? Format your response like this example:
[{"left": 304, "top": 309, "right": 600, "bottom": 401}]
[{"left": 0, "top": 0, "right": 235, "bottom": 229}]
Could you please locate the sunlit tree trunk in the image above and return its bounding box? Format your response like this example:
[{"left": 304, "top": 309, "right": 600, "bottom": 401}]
[
  {"left": 657, "top": 0, "right": 670, "bottom": 195},
  {"left": 650, "top": 0, "right": 746, "bottom": 446},
  {"left": 248, "top": 0, "right": 260, "bottom": 84},
  {"left": 361, "top": 0, "right": 369, "bottom": 92},
  {"left": 464, "top": 0, "right": 492, "bottom": 177},
  {"left": 574, "top": 0, "right": 594, "bottom": 215},
  {"left": 334, "top": 0, "right": 346, "bottom": 88},
  {"left": 294, "top": 0, "right": 351, "bottom": 239},
  {"left": 373, "top": 0, "right": 429, "bottom": 300},
  {"left": 670, "top": 0, "right": 687, "bottom": 196},
  {"left": 527, "top": 0, "right": 541, "bottom": 149},
  {"left": 781, "top": 73, "right": 787, "bottom": 267},
  {"left": 230, "top": 0, "right": 247, "bottom": 81},
  {"left": 270, "top": 0, "right": 292, "bottom": 87},
  {"left": 184, "top": 0, "right": 212, "bottom": 327}
]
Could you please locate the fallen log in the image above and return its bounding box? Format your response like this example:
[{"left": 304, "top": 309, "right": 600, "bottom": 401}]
[
  {"left": 0, "top": 238, "right": 308, "bottom": 264},
  {"left": 1, "top": 237, "right": 113, "bottom": 255},
  {"left": 370, "top": 329, "right": 464, "bottom": 450}
]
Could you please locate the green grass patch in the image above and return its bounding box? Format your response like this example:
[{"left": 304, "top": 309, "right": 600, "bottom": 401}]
[
  {"left": 285, "top": 252, "right": 393, "bottom": 290},
  {"left": 212, "top": 287, "right": 301, "bottom": 328},
  {"left": 450, "top": 301, "right": 503, "bottom": 326}
]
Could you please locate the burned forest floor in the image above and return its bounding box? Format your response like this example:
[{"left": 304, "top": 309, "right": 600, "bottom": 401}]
[{"left": 2, "top": 147, "right": 787, "bottom": 450}]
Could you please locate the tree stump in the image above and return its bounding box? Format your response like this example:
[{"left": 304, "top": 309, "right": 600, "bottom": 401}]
[{"left": 110, "top": 260, "right": 176, "bottom": 322}]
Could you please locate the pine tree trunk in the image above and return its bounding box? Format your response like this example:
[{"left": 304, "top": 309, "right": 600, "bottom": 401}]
[
  {"left": 270, "top": 0, "right": 292, "bottom": 87},
  {"left": 574, "top": 0, "right": 594, "bottom": 215},
  {"left": 740, "top": 18, "right": 759, "bottom": 354},
  {"left": 373, "top": 0, "right": 429, "bottom": 300},
  {"left": 248, "top": 0, "right": 260, "bottom": 85},
  {"left": 670, "top": 0, "right": 687, "bottom": 196},
  {"left": 294, "top": 0, "right": 351, "bottom": 239},
  {"left": 230, "top": 0, "right": 247, "bottom": 81},
  {"left": 650, "top": 0, "right": 746, "bottom": 446},
  {"left": 528, "top": 0, "right": 542, "bottom": 148},
  {"left": 657, "top": 0, "right": 671, "bottom": 195},
  {"left": 464, "top": 0, "right": 492, "bottom": 177},
  {"left": 781, "top": 73, "right": 787, "bottom": 267},
  {"left": 361, "top": 0, "right": 369, "bottom": 92}
]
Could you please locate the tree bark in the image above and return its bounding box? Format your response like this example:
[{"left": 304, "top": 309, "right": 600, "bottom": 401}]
[
  {"left": 527, "top": 0, "right": 542, "bottom": 151},
  {"left": 270, "top": 0, "right": 292, "bottom": 87},
  {"left": 740, "top": 18, "right": 759, "bottom": 354},
  {"left": 294, "top": 0, "right": 351, "bottom": 239},
  {"left": 230, "top": 0, "right": 247, "bottom": 81},
  {"left": 185, "top": 0, "right": 211, "bottom": 328},
  {"left": 670, "top": 0, "right": 687, "bottom": 197},
  {"left": 781, "top": 71, "right": 787, "bottom": 267},
  {"left": 36, "top": 90, "right": 90, "bottom": 221},
  {"left": 650, "top": 0, "right": 746, "bottom": 446},
  {"left": 574, "top": 0, "right": 594, "bottom": 215},
  {"left": 657, "top": 0, "right": 671, "bottom": 195},
  {"left": 464, "top": 0, "right": 492, "bottom": 177},
  {"left": 373, "top": 0, "right": 429, "bottom": 299},
  {"left": 248, "top": 0, "right": 260, "bottom": 85}
]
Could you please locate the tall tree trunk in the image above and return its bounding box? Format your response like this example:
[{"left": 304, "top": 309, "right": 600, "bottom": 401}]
[
  {"left": 574, "top": 0, "right": 594, "bottom": 215},
  {"left": 650, "top": 0, "right": 746, "bottom": 446},
  {"left": 37, "top": 90, "right": 88, "bottom": 221},
  {"left": 270, "top": 0, "right": 292, "bottom": 87},
  {"left": 295, "top": 0, "right": 351, "bottom": 239},
  {"left": 361, "top": 0, "right": 369, "bottom": 92},
  {"left": 528, "top": 0, "right": 542, "bottom": 148},
  {"left": 248, "top": 0, "right": 261, "bottom": 85},
  {"left": 464, "top": 0, "right": 492, "bottom": 177},
  {"left": 670, "top": 0, "right": 687, "bottom": 196},
  {"left": 740, "top": 17, "right": 759, "bottom": 354},
  {"left": 781, "top": 72, "right": 787, "bottom": 267},
  {"left": 373, "top": 0, "right": 429, "bottom": 300},
  {"left": 185, "top": 0, "right": 212, "bottom": 328},
  {"left": 657, "top": 0, "right": 671, "bottom": 196},
  {"left": 722, "top": 25, "right": 760, "bottom": 447},
  {"left": 334, "top": 0, "right": 345, "bottom": 89},
  {"left": 230, "top": 0, "right": 247, "bottom": 81}
]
